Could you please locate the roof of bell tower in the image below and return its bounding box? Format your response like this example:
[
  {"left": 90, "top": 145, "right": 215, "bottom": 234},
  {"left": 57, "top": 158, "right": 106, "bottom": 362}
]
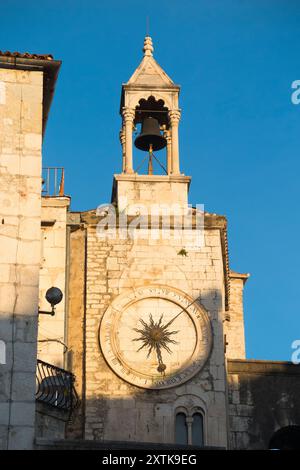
[{"left": 125, "top": 36, "right": 178, "bottom": 88}]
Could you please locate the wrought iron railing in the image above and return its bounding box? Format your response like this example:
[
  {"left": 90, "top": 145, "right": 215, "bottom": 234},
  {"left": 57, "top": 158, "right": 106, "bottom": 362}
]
[
  {"left": 36, "top": 359, "right": 79, "bottom": 412},
  {"left": 42, "top": 167, "right": 65, "bottom": 196}
]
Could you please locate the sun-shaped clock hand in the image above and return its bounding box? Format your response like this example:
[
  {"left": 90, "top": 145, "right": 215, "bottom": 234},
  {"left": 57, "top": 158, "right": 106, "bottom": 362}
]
[{"left": 133, "top": 314, "right": 178, "bottom": 375}]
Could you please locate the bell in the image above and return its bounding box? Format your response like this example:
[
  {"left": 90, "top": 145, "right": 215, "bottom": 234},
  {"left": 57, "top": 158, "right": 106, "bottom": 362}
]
[{"left": 134, "top": 117, "right": 167, "bottom": 152}]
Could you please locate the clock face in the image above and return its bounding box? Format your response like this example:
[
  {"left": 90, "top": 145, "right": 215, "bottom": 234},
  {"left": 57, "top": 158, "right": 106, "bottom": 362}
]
[{"left": 99, "top": 286, "right": 212, "bottom": 390}]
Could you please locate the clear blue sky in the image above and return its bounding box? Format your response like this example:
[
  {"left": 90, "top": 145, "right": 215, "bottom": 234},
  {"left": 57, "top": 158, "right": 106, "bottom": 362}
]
[{"left": 1, "top": 0, "right": 300, "bottom": 361}]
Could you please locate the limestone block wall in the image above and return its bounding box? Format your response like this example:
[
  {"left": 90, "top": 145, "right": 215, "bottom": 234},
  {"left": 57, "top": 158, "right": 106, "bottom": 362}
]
[
  {"left": 38, "top": 197, "right": 70, "bottom": 368},
  {"left": 227, "top": 360, "right": 300, "bottom": 449},
  {"left": 225, "top": 272, "right": 249, "bottom": 359},
  {"left": 65, "top": 226, "right": 86, "bottom": 439},
  {"left": 35, "top": 402, "right": 67, "bottom": 440},
  {"left": 83, "top": 223, "right": 229, "bottom": 448},
  {"left": 113, "top": 175, "right": 191, "bottom": 215},
  {"left": 0, "top": 68, "right": 43, "bottom": 449}
]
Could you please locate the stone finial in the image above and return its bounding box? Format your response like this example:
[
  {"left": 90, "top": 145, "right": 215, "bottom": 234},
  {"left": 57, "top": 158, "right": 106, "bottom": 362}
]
[{"left": 143, "top": 36, "right": 154, "bottom": 57}]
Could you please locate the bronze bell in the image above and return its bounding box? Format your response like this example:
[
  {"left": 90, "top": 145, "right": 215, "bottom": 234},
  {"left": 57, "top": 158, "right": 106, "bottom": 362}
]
[{"left": 134, "top": 117, "right": 167, "bottom": 152}]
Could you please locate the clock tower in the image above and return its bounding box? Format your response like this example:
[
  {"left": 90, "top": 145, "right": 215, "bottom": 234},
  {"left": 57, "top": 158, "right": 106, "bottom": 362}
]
[{"left": 81, "top": 36, "right": 231, "bottom": 448}]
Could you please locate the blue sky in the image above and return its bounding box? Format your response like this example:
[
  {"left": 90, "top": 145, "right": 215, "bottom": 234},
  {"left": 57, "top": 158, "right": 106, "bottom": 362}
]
[{"left": 1, "top": 0, "right": 300, "bottom": 361}]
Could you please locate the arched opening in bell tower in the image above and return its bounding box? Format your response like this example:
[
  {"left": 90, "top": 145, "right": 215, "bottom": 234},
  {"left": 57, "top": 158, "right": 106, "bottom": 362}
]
[{"left": 133, "top": 95, "right": 170, "bottom": 175}]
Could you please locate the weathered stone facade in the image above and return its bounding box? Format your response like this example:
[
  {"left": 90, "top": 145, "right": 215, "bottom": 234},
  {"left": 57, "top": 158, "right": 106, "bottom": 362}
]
[
  {"left": 62, "top": 36, "right": 300, "bottom": 450},
  {"left": 113, "top": 174, "right": 191, "bottom": 214},
  {"left": 65, "top": 222, "right": 86, "bottom": 439},
  {"left": 38, "top": 196, "right": 70, "bottom": 368},
  {"left": 79, "top": 215, "right": 228, "bottom": 447},
  {"left": 0, "top": 66, "right": 43, "bottom": 449},
  {"left": 225, "top": 272, "right": 249, "bottom": 359},
  {"left": 228, "top": 360, "right": 300, "bottom": 449},
  {"left": 1, "top": 38, "right": 300, "bottom": 450},
  {"left": 0, "top": 53, "right": 60, "bottom": 449}
]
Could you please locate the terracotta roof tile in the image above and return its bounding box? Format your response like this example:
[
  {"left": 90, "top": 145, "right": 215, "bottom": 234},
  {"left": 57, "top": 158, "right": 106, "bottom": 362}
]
[{"left": 0, "top": 51, "right": 53, "bottom": 60}]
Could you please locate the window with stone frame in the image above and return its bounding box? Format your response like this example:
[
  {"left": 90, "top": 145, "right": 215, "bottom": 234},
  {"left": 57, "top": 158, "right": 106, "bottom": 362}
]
[{"left": 175, "top": 409, "right": 204, "bottom": 446}]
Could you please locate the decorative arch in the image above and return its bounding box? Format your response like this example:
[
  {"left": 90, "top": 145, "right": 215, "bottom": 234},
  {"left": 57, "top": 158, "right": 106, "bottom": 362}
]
[
  {"left": 174, "top": 394, "right": 207, "bottom": 446},
  {"left": 127, "top": 92, "right": 174, "bottom": 113},
  {"left": 135, "top": 95, "right": 169, "bottom": 127},
  {"left": 173, "top": 393, "right": 208, "bottom": 417},
  {"left": 269, "top": 425, "right": 300, "bottom": 450}
]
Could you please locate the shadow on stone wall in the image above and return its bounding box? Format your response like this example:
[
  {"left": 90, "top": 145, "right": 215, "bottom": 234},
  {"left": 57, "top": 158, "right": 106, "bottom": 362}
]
[
  {"left": 227, "top": 359, "right": 300, "bottom": 449},
  {"left": 0, "top": 312, "right": 38, "bottom": 450},
  {"left": 64, "top": 288, "right": 228, "bottom": 449}
]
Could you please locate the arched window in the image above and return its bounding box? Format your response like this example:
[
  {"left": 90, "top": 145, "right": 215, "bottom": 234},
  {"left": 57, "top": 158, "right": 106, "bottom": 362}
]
[
  {"left": 175, "top": 412, "right": 188, "bottom": 445},
  {"left": 192, "top": 413, "right": 204, "bottom": 446},
  {"left": 175, "top": 410, "right": 204, "bottom": 447}
]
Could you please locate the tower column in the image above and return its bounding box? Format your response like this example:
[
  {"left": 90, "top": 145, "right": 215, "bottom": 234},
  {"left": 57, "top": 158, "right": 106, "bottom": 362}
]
[
  {"left": 169, "top": 110, "right": 181, "bottom": 175},
  {"left": 163, "top": 129, "right": 172, "bottom": 175},
  {"left": 186, "top": 417, "right": 193, "bottom": 445},
  {"left": 122, "top": 107, "right": 135, "bottom": 174},
  {"left": 119, "top": 127, "right": 126, "bottom": 173}
]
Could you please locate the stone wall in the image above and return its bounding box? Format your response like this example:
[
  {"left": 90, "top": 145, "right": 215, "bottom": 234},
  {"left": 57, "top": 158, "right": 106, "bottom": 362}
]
[
  {"left": 35, "top": 402, "right": 67, "bottom": 440},
  {"left": 227, "top": 359, "right": 300, "bottom": 449},
  {"left": 225, "top": 272, "right": 248, "bottom": 359},
  {"left": 0, "top": 67, "right": 43, "bottom": 449},
  {"left": 82, "top": 218, "right": 229, "bottom": 448},
  {"left": 38, "top": 197, "right": 70, "bottom": 368},
  {"left": 66, "top": 225, "right": 86, "bottom": 439},
  {"left": 112, "top": 174, "right": 191, "bottom": 214}
]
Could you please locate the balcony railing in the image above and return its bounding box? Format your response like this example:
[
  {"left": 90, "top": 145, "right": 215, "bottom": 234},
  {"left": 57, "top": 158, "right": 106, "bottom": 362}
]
[
  {"left": 36, "top": 359, "right": 79, "bottom": 412},
  {"left": 42, "top": 167, "right": 65, "bottom": 196}
]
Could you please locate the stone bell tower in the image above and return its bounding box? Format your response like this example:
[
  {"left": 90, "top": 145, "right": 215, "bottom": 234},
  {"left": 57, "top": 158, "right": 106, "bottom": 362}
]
[
  {"left": 112, "top": 36, "right": 191, "bottom": 214},
  {"left": 79, "top": 36, "right": 229, "bottom": 449}
]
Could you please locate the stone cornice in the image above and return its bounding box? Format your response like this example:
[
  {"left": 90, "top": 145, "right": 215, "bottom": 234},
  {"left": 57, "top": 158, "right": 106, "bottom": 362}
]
[
  {"left": 113, "top": 174, "right": 191, "bottom": 184},
  {"left": 228, "top": 359, "right": 300, "bottom": 376},
  {"left": 77, "top": 209, "right": 226, "bottom": 229},
  {"left": 42, "top": 196, "right": 71, "bottom": 208},
  {"left": 229, "top": 271, "right": 250, "bottom": 285},
  {"left": 122, "top": 84, "right": 181, "bottom": 91}
]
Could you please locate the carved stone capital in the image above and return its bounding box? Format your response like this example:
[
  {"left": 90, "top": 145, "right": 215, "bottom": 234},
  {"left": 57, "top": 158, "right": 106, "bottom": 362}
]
[
  {"left": 163, "top": 129, "right": 172, "bottom": 144},
  {"left": 168, "top": 109, "right": 181, "bottom": 123},
  {"left": 122, "top": 107, "right": 135, "bottom": 122}
]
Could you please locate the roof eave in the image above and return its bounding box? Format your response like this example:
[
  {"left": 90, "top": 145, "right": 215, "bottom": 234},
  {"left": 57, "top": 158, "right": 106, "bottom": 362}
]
[{"left": 0, "top": 55, "right": 61, "bottom": 137}]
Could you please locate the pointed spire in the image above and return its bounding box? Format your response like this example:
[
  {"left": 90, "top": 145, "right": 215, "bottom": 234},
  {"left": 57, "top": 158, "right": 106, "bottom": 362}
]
[{"left": 143, "top": 36, "right": 153, "bottom": 57}]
